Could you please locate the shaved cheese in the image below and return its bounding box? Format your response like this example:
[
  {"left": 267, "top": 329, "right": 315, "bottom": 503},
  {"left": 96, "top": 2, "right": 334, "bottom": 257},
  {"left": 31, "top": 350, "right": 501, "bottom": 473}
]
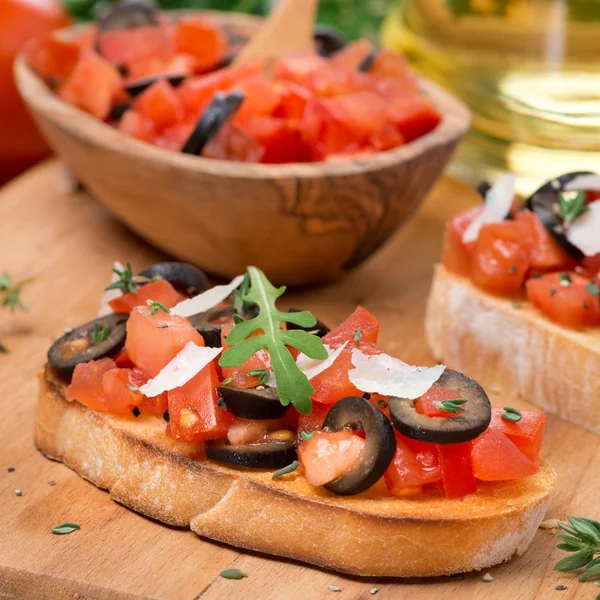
[
  {"left": 563, "top": 174, "right": 600, "bottom": 192},
  {"left": 348, "top": 349, "right": 445, "bottom": 399},
  {"left": 171, "top": 275, "right": 245, "bottom": 318},
  {"left": 462, "top": 174, "right": 517, "bottom": 243},
  {"left": 267, "top": 342, "right": 347, "bottom": 388},
  {"left": 98, "top": 261, "right": 124, "bottom": 317},
  {"left": 140, "top": 342, "right": 222, "bottom": 397},
  {"left": 566, "top": 201, "right": 600, "bottom": 257}
]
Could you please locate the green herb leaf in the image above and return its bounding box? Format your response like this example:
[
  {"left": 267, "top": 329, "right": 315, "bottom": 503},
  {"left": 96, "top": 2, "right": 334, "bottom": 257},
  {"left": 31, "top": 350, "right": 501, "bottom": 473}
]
[
  {"left": 353, "top": 328, "right": 363, "bottom": 344},
  {"left": 219, "top": 267, "right": 327, "bottom": 414},
  {"left": 146, "top": 300, "right": 170, "bottom": 316},
  {"left": 233, "top": 313, "right": 244, "bottom": 324},
  {"left": 220, "top": 569, "right": 246, "bottom": 580},
  {"left": 0, "top": 274, "right": 32, "bottom": 312},
  {"left": 568, "top": 516, "right": 600, "bottom": 545},
  {"left": 231, "top": 271, "right": 251, "bottom": 314},
  {"left": 272, "top": 461, "right": 299, "bottom": 479},
  {"left": 558, "top": 191, "right": 589, "bottom": 226},
  {"left": 51, "top": 522, "right": 80, "bottom": 535},
  {"left": 558, "top": 273, "right": 572, "bottom": 287},
  {"left": 92, "top": 322, "right": 110, "bottom": 345},
  {"left": 105, "top": 260, "right": 137, "bottom": 295},
  {"left": 555, "top": 549, "right": 596, "bottom": 572},
  {"left": 587, "top": 282, "right": 600, "bottom": 298},
  {"left": 501, "top": 406, "right": 523, "bottom": 422},
  {"left": 301, "top": 431, "right": 315, "bottom": 441},
  {"left": 432, "top": 398, "right": 467, "bottom": 414},
  {"left": 248, "top": 368, "right": 270, "bottom": 385},
  {"left": 554, "top": 516, "right": 600, "bottom": 582},
  {"left": 580, "top": 558, "right": 600, "bottom": 582},
  {"left": 222, "top": 377, "right": 233, "bottom": 386}
]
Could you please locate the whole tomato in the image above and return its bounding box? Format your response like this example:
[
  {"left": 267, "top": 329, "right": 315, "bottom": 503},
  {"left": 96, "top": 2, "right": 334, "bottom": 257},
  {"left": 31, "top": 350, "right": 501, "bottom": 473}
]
[{"left": 0, "top": 0, "right": 70, "bottom": 184}]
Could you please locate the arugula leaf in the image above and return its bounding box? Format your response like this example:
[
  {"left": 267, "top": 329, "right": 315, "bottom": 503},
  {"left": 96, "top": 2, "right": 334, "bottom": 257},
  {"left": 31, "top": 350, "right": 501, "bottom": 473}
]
[{"left": 219, "top": 267, "right": 327, "bottom": 414}]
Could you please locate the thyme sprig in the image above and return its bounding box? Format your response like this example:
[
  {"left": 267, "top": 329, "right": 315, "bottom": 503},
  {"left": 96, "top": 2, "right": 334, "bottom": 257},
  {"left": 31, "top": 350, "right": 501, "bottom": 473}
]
[
  {"left": 557, "top": 191, "right": 589, "bottom": 228},
  {"left": 433, "top": 398, "right": 467, "bottom": 414},
  {"left": 0, "top": 274, "right": 32, "bottom": 312},
  {"left": 105, "top": 260, "right": 137, "bottom": 295}
]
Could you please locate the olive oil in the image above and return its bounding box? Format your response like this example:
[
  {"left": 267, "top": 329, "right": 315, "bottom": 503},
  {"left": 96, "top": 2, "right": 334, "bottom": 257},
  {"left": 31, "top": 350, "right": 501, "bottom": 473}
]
[{"left": 382, "top": 0, "right": 600, "bottom": 195}]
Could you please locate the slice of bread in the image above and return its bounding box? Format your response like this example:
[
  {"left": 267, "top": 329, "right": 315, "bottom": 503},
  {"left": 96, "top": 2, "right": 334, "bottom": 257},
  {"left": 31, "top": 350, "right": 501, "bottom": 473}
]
[
  {"left": 426, "top": 264, "right": 600, "bottom": 436},
  {"left": 37, "top": 365, "right": 556, "bottom": 578}
]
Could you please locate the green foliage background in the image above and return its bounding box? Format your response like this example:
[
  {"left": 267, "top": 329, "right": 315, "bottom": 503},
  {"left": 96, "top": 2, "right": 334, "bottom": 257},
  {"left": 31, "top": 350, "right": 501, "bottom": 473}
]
[{"left": 63, "top": 0, "right": 396, "bottom": 40}]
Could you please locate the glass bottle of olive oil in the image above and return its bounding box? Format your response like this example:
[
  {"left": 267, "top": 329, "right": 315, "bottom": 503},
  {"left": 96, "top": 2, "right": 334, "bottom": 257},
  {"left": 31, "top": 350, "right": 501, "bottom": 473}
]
[{"left": 382, "top": 0, "right": 600, "bottom": 195}]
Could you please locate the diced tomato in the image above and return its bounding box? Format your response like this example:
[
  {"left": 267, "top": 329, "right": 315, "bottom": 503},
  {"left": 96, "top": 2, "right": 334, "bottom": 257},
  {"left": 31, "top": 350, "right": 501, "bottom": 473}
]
[
  {"left": 133, "top": 79, "right": 184, "bottom": 131},
  {"left": 415, "top": 386, "right": 464, "bottom": 418},
  {"left": 203, "top": 122, "right": 265, "bottom": 163},
  {"left": 155, "top": 121, "right": 195, "bottom": 152},
  {"left": 126, "top": 306, "right": 204, "bottom": 377},
  {"left": 515, "top": 211, "right": 569, "bottom": 271},
  {"left": 384, "top": 432, "right": 441, "bottom": 496},
  {"left": 230, "top": 74, "right": 280, "bottom": 121},
  {"left": 97, "top": 25, "right": 172, "bottom": 71},
  {"left": 27, "top": 33, "right": 81, "bottom": 81},
  {"left": 167, "top": 365, "right": 231, "bottom": 442},
  {"left": 489, "top": 407, "right": 545, "bottom": 461},
  {"left": 437, "top": 442, "right": 477, "bottom": 498},
  {"left": 525, "top": 272, "right": 600, "bottom": 327},
  {"left": 330, "top": 40, "right": 373, "bottom": 70},
  {"left": 226, "top": 416, "right": 284, "bottom": 445},
  {"left": 66, "top": 358, "right": 117, "bottom": 412},
  {"left": 101, "top": 366, "right": 166, "bottom": 416},
  {"left": 307, "top": 64, "right": 372, "bottom": 97},
  {"left": 113, "top": 347, "right": 134, "bottom": 368},
  {"left": 296, "top": 400, "right": 330, "bottom": 445},
  {"left": 118, "top": 110, "right": 156, "bottom": 142},
  {"left": 370, "top": 122, "right": 404, "bottom": 152},
  {"left": 108, "top": 279, "right": 183, "bottom": 314},
  {"left": 220, "top": 323, "right": 272, "bottom": 389},
  {"left": 375, "top": 77, "right": 418, "bottom": 100},
  {"left": 57, "top": 53, "right": 123, "bottom": 120},
  {"left": 581, "top": 253, "right": 600, "bottom": 278},
  {"left": 471, "top": 235, "right": 530, "bottom": 296},
  {"left": 369, "top": 50, "right": 413, "bottom": 83},
  {"left": 239, "top": 116, "right": 306, "bottom": 163},
  {"left": 274, "top": 53, "right": 326, "bottom": 86},
  {"left": 273, "top": 81, "right": 312, "bottom": 121},
  {"left": 441, "top": 206, "right": 481, "bottom": 277},
  {"left": 322, "top": 306, "right": 380, "bottom": 348},
  {"left": 173, "top": 16, "right": 227, "bottom": 73},
  {"left": 472, "top": 429, "right": 539, "bottom": 481},
  {"left": 386, "top": 96, "right": 441, "bottom": 142},
  {"left": 298, "top": 430, "right": 365, "bottom": 487}
]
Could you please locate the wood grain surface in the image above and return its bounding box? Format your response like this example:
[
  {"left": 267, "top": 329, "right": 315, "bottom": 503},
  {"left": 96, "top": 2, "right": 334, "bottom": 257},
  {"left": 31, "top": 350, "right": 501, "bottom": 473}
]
[{"left": 0, "top": 161, "right": 597, "bottom": 600}]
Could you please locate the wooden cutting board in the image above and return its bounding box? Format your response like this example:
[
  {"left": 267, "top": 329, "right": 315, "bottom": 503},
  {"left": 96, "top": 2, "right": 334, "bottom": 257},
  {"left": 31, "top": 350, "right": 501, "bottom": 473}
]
[{"left": 0, "top": 161, "right": 596, "bottom": 600}]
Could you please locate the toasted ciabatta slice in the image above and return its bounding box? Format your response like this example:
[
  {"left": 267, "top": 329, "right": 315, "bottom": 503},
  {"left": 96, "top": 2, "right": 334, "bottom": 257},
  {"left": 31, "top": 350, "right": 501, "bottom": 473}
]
[
  {"left": 426, "top": 264, "right": 600, "bottom": 436},
  {"left": 37, "top": 365, "right": 556, "bottom": 578}
]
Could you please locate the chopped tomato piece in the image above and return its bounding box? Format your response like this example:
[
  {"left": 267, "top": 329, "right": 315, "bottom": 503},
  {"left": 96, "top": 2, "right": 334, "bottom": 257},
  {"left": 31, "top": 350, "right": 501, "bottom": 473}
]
[
  {"left": 226, "top": 416, "right": 284, "bottom": 445},
  {"left": 369, "top": 50, "right": 413, "bottom": 82},
  {"left": 118, "top": 109, "right": 155, "bottom": 142},
  {"left": 113, "top": 347, "right": 134, "bottom": 368},
  {"left": 471, "top": 235, "right": 530, "bottom": 295},
  {"left": 489, "top": 408, "right": 545, "bottom": 461},
  {"left": 57, "top": 53, "right": 123, "bottom": 120},
  {"left": 441, "top": 207, "right": 481, "bottom": 277},
  {"left": 472, "top": 429, "right": 539, "bottom": 481},
  {"left": 298, "top": 430, "right": 365, "bottom": 487},
  {"left": 97, "top": 25, "right": 171, "bottom": 71},
  {"left": 126, "top": 306, "right": 204, "bottom": 377},
  {"left": 386, "top": 96, "right": 441, "bottom": 142},
  {"left": 108, "top": 279, "right": 183, "bottom": 314},
  {"left": 370, "top": 122, "right": 404, "bottom": 152},
  {"left": 231, "top": 74, "right": 280, "bottom": 120},
  {"left": 415, "top": 386, "right": 464, "bottom": 418},
  {"left": 321, "top": 91, "right": 387, "bottom": 141},
  {"left": 27, "top": 34, "right": 81, "bottom": 81},
  {"left": 133, "top": 79, "right": 184, "bottom": 131},
  {"left": 66, "top": 358, "right": 117, "bottom": 412},
  {"left": 437, "top": 442, "right": 477, "bottom": 498},
  {"left": 101, "top": 366, "right": 166, "bottom": 416},
  {"left": 173, "top": 16, "right": 227, "bottom": 73},
  {"left": 330, "top": 40, "right": 373, "bottom": 70},
  {"left": 581, "top": 253, "right": 600, "bottom": 278},
  {"left": 240, "top": 116, "right": 306, "bottom": 163},
  {"left": 384, "top": 432, "right": 441, "bottom": 496},
  {"left": 203, "top": 122, "right": 265, "bottom": 163},
  {"left": 274, "top": 53, "right": 326, "bottom": 86},
  {"left": 515, "top": 211, "right": 569, "bottom": 271},
  {"left": 525, "top": 272, "right": 600, "bottom": 327},
  {"left": 273, "top": 81, "right": 312, "bottom": 121},
  {"left": 155, "top": 121, "right": 195, "bottom": 152},
  {"left": 295, "top": 400, "right": 330, "bottom": 445},
  {"left": 167, "top": 365, "right": 231, "bottom": 442},
  {"left": 323, "top": 306, "right": 380, "bottom": 348},
  {"left": 307, "top": 64, "right": 372, "bottom": 97}
]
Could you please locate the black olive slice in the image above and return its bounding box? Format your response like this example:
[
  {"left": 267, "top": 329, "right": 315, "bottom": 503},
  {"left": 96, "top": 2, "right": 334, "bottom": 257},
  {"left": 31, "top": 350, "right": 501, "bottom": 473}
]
[
  {"left": 137, "top": 261, "right": 209, "bottom": 297},
  {"left": 357, "top": 48, "right": 378, "bottom": 73},
  {"left": 313, "top": 26, "right": 347, "bottom": 57},
  {"left": 125, "top": 74, "right": 186, "bottom": 98},
  {"left": 181, "top": 91, "right": 245, "bottom": 156},
  {"left": 47, "top": 313, "right": 129, "bottom": 378},
  {"left": 388, "top": 370, "right": 492, "bottom": 445},
  {"left": 476, "top": 180, "right": 492, "bottom": 199},
  {"left": 109, "top": 101, "right": 132, "bottom": 121},
  {"left": 188, "top": 306, "right": 235, "bottom": 347},
  {"left": 526, "top": 171, "right": 596, "bottom": 260},
  {"left": 206, "top": 439, "right": 297, "bottom": 469},
  {"left": 217, "top": 385, "right": 288, "bottom": 420},
  {"left": 96, "top": 0, "right": 158, "bottom": 34},
  {"left": 321, "top": 396, "right": 396, "bottom": 496},
  {"left": 287, "top": 308, "right": 330, "bottom": 338}
]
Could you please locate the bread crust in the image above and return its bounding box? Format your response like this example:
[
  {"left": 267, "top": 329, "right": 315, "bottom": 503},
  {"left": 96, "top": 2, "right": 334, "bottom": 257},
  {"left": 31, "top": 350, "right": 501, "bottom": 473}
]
[
  {"left": 36, "top": 365, "right": 556, "bottom": 578},
  {"left": 426, "top": 264, "right": 600, "bottom": 436}
]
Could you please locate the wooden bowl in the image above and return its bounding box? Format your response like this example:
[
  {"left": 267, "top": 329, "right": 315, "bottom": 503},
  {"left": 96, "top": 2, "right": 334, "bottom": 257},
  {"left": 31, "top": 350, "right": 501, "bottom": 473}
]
[{"left": 15, "top": 12, "right": 470, "bottom": 286}]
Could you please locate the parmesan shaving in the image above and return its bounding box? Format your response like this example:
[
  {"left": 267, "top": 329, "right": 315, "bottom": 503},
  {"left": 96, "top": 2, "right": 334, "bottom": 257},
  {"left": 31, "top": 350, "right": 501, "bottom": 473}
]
[
  {"left": 566, "top": 201, "right": 600, "bottom": 257},
  {"left": 171, "top": 275, "right": 245, "bottom": 318},
  {"left": 98, "top": 261, "right": 124, "bottom": 317},
  {"left": 139, "top": 342, "right": 222, "bottom": 397},
  {"left": 348, "top": 349, "right": 445, "bottom": 399},
  {"left": 462, "top": 174, "right": 517, "bottom": 244}
]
